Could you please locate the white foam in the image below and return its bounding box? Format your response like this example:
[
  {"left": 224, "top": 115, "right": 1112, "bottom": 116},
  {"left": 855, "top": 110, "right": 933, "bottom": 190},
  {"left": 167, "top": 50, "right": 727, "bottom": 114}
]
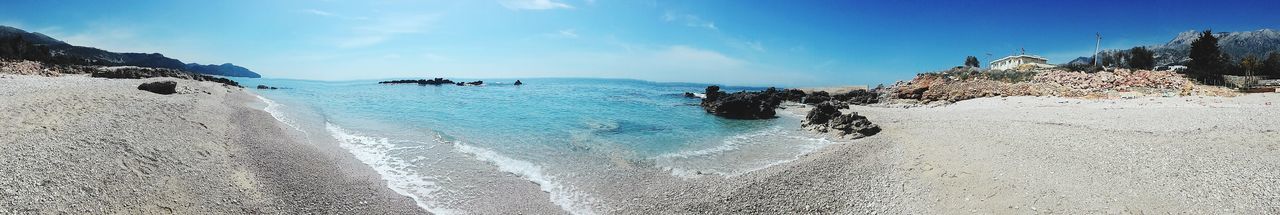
[
  {"left": 452, "top": 142, "right": 598, "bottom": 215},
  {"left": 656, "top": 126, "right": 784, "bottom": 159},
  {"left": 325, "top": 123, "right": 461, "bottom": 215},
  {"left": 657, "top": 125, "right": 839, "bottom": 178},
  {"left": 252, "top": 94, "right": 308, "bottom": 137}
]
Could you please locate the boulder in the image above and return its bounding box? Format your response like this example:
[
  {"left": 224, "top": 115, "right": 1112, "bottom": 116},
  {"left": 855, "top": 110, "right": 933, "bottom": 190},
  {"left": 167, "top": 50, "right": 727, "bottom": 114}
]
[
  {"left": 138, "top": 81, "right": 177, "bottom": 95},
  {"left": 802, "top": 102, "right": 880, "bottom": 139},
  {"left": 699, "top": 86, "right": 782, "bottom": 119},
  {"left": 684, "top": 92, "right": 698, "bottom": 98},
  {"left": 514, "top": 80, "right": 523, "bottom": 85},
  {"left": 466, "top": 81, "right": 484, "bottom": 85}
]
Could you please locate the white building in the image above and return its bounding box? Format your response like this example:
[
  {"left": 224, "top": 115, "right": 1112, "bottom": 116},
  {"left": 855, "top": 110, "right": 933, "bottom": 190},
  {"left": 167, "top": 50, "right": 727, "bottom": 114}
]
[{"left": 989, "top": 54, "right": 1053, "bottom": 70}]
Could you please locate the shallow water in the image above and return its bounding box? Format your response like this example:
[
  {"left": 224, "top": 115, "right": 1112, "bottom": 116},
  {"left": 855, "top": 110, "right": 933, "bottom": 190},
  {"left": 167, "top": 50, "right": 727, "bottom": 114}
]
[{"left": 232, "top": 77, "right": 834, "bottom": 214}]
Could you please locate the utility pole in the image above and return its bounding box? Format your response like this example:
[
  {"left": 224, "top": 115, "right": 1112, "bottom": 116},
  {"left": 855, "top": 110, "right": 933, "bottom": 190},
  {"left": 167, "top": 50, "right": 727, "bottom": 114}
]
[{"left": 1094, "top": 33, "right": 1102, "bottom": 67}]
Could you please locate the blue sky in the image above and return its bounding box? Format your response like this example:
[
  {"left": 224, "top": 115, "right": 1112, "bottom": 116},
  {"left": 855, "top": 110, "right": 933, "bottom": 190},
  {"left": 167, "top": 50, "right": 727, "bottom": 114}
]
[{"left": 2, "top": 0, "right": 1278, "bottom": 87}]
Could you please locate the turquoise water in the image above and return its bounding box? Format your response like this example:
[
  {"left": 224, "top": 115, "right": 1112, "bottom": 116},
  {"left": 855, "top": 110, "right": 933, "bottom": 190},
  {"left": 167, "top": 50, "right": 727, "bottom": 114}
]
[{"left": 232, "top": 78, "right": 835, "bottom": 214}]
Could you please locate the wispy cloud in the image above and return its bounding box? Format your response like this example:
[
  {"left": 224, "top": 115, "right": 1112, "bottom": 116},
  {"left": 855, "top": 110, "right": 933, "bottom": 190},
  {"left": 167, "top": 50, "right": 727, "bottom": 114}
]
[
  {"left": 663, "top": 11, "right": 717, "bottom": 30},
  {"left": 653, "top": 45, "right": 743, "bottom": 68},
  {"left": 336, "top": 14, "right": 438, "bottom": 48},
  {"left": 305, "top": 9, "right": 334, "bottom": 17},
  {"left": 545, "top": 28, "right": 579, "bottom": 39},
  {"left": 499, "top": 0, "right": 574, "bottom": 10}
]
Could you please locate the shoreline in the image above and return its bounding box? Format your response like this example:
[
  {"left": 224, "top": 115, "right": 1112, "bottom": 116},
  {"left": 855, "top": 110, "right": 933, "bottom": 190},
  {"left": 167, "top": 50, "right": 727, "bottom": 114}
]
[
  {"left": 4, "top": 74, "right": 1279, "bottom": 213},
  {"left": 0, "top": 75, "right": 425, "bottom": 214}
]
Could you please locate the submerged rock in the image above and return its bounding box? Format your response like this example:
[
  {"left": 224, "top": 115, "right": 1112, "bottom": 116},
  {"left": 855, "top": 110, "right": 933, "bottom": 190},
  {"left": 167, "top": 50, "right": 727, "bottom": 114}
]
[
  {"left": 466, "top": 81, "right": 483, "bottom": 86},
  {"left": 255, "top": 85, "right": 278, "bottom": 90},
  {"left": 802, "top": 102, "right": 880, "bottom": 139},
  {"left": 138, "top": 81, "right": 177, "bottom": 95},
  {"left": 699, "top": 86, "right": 782, "bottom": 119}
]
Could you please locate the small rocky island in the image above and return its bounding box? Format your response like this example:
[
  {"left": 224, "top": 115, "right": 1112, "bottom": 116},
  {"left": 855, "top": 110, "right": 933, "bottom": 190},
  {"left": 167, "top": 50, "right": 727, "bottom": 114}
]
[
  {"left": 697, "top": 85, "right": 881, "bottom": 139},
  {"left": 378, "top": 78, "right": 513, "bottom": 86}
]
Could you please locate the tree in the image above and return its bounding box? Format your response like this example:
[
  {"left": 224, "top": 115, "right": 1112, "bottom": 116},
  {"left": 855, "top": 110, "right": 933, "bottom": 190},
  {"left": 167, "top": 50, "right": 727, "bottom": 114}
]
[
  {"left": 1263, "top": 52, "right": 1280, "bottom": 78},
  {"left": 964, "top": 56, "right": 980, "bottom": 68},
  {"left": 1188, "top": 30, "right": 1226, "bottom": 83},
  {"left": 1126, "top": 46, "right": 1155, "bottom": 70},
  {"left": 1240, "top": 54, "right": 1261, "bottom": 77}
]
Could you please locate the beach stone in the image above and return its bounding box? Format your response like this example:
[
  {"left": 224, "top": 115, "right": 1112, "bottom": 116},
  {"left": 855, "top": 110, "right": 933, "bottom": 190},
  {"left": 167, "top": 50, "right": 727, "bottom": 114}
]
[
  {"left": 137, "top": 81, "right": 177, "bottom": 95},
  {"left": 803, "top": 102, "right": 880, "bottom": 139}
]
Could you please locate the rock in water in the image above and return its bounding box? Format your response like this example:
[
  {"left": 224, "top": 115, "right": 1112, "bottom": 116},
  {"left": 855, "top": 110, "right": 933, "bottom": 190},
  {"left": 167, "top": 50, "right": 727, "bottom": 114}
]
[
  {"left": 138, "top": 81, "right": 177, "bottom": 95},
  {"left": 802, "top": 102, "right": 880, "bottom": 139},
  {"left": 699, "top": 86, "right": 782, "bottom": 119},
  {"left": 514, "top": 80, "right": 523, "bottom": 85}
]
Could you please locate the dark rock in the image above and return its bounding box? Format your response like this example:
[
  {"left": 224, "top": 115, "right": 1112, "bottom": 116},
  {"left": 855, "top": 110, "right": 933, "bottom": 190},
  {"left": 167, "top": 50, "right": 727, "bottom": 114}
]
[
  {"left": 683, "top": 92, "right": 698, "bottom": 98},
  {"left": 514, "top": 80, "right": 523, "bottom": 85},
  {"left": 782, "top": 89, "right": 807, "bottom": 102},
  {"left": 454, "top": 82, "right": 465, "bottom": 86},
  {"left": 379, "top": 78, "right": 455, "bottom": 85},
  {"left": 137, "top": 81, "right": 177, "bottom": 95},
  {"left": 466, "top": 81, "right": 483, "bottom": 85},
  {"left": 831, "top": 89, "right": 879, "bottom": 105},
  {"left": 255, "top": 85, "right": 279, "bottom": 90},
  {"left": 802, "top": 102, "right": 880, "bottom": 139},
  {"left": 699, "top": 86, "right": 782, "bottom": 119},
  {"left": 802, "top": 91, "right": 830, "bottom": 105}
]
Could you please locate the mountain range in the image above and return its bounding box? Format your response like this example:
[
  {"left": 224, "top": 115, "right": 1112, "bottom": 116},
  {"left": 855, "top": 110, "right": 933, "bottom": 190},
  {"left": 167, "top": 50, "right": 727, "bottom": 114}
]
[
  {"left": 0, "top": 25, "right": 260, "bottom": 78},
  {"left": 1076, "top": 29, "right": 1280, "bottom": 66}
]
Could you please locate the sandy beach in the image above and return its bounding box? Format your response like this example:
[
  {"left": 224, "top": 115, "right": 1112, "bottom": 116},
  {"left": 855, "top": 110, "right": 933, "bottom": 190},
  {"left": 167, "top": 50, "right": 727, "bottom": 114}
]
[
  {"left": 0, "top": 75, "right": 423, "bottom": 214},
  {"left": 3, "top": 74, "right": 1279, "bottom": 214}
]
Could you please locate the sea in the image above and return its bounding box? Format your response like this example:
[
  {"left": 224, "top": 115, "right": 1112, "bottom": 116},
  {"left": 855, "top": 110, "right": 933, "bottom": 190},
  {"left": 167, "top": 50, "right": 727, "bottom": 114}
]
[{"left": 230, "top": 77, "right": 837, "bottom": 214}]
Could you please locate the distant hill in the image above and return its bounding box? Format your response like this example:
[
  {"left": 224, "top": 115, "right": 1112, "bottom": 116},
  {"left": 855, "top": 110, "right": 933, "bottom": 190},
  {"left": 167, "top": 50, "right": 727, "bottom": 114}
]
[
  {"left": 1085, "top": 29, "right": 1280, "bottom": 67},
  {"left": 0, "top": 25, "right": 260, "bottom": 78}
]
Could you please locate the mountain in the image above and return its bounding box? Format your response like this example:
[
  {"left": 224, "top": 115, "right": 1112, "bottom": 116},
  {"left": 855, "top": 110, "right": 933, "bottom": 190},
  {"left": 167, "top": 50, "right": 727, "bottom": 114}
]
[
  {"left": 1067, "top": 57, "right": 1093, "bottom": 65},
  {"left": 185, "top": 63, "right": 260, "bottom": 78},
  {"left": 0, "top": 25, "right": 260, "bottom": 78},
  {"left": 1086, "top": 29, "right": 1280, "bottom": 66}
]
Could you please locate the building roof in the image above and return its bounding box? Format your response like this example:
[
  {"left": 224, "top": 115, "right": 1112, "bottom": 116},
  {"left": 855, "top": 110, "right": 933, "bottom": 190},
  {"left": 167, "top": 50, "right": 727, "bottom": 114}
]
[{"left": 990, "top": 54, "right": 1048, "bottom": 64}]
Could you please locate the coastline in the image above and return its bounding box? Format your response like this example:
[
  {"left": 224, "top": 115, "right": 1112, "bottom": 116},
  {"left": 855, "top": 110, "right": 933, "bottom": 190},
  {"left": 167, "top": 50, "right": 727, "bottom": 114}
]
[
  {"left": 0, "top": 75, "right": 424, "bottom": 214},
  {"left": 4, "top": 74, "right": 1279, "bottom": 213}
]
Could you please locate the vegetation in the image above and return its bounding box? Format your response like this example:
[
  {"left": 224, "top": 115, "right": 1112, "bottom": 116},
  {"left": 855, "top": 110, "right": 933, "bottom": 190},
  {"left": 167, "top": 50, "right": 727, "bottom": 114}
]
[
  {"left": 1262, "top": 52, "right": 1280, "bottom": 78},
  {"left": 1126, "top": 47, "right": 1155, "bottom": 70},
  {"left": 964, "top": 56, "right": 981, "bottom": 68},
  {"left": 1187, "top": 30, "right": 1227, "bottom": 84}
]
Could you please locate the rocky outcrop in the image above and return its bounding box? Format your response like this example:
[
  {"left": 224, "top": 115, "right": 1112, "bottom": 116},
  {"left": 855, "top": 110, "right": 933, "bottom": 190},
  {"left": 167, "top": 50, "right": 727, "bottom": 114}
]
[
  {"left": 465, "top": 81, "right": 483, "bottom": 86},
  {"left": 802, "top": 91, "right": 829, "bottom": 105},
  {"left": 137, "top": 81, "right": 177, "bottom": 95},
  {"left": 802, "top": 103, "right": 880, "bottom": 139},
  {"left": 831, "top": 90, "right": 879, "bottom": 106},
  {"left": 379, "top": 78, "right": 455, "bottom": 85},
  {"left": 92, "top": 66, "right": 241, "bottom": 87},
  {"left": 781, "top": 89, "right": 807, "bottom": 102},
  {"left": 700, "top": 86, "right": 783, "bottom": 119}
]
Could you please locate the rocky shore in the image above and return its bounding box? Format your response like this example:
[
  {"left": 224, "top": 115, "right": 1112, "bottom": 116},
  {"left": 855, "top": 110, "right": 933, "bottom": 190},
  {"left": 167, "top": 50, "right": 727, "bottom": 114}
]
[{"left": 0, "top": 75, "right": 424, "bottom": 214}]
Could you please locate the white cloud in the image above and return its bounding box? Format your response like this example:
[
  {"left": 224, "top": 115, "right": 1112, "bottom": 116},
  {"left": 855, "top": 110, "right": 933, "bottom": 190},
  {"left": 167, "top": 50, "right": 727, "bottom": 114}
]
[
  {"left": 336, "top": 14, "right": 438, "bottom": 48},
  {"left": 306, "top": 9, "right": 334, "bottom": 17},
  {"left": 663, "top": 11, "right": 717, "bottom": 31},
  {"left": 652, "top": 45, "right": 744, "bottom": 68},
  {"left": 499, "top": 0, "right": 574, "bottom": 10},
  {"left": 545, "top": 28, "right": 579, "bottom": 39}
]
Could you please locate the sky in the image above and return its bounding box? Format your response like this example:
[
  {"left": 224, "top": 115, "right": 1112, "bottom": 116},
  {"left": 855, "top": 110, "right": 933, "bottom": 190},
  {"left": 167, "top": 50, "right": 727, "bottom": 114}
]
[{"left": 2, "top": 0, "right": 1278, "bottom": 87}]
